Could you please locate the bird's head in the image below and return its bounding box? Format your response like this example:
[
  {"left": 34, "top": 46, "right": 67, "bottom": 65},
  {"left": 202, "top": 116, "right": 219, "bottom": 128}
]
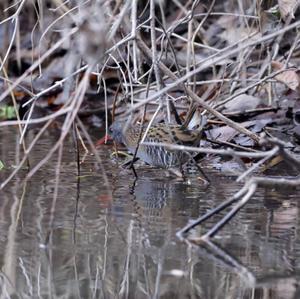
[{"left": 109, "top": 120, "right": 126, "bottom": 144}]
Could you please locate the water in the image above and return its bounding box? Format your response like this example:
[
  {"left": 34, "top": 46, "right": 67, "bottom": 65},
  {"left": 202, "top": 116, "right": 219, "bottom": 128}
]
[{"left": 0, "top": 127, "right": 300, "bottom": 299}]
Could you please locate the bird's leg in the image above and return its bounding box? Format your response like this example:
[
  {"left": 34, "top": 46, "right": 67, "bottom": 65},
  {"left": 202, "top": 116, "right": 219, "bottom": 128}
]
[
  {"left": 120, "top": 157, "right": 139, "bottom": 179},
  {"left": 192, "top": 158, "right": 210, "bottom": 185},
  {"left": 130, "top": 163, "right": 138, "bottom": 179},
  {"left": 129, "top": 177, "right": 138, "bottom": 194},
  {"left": 179, "top": 162, "right": 185, "bottom": 179},
  {"left": 166, "top": 162, "right": 186, "bottom": 180},
  {"left": 121, "top": 157, "right": 139, "bottom": 168},
  {"left": 167, "top": 167, "right": 184, "bottom": 179}
]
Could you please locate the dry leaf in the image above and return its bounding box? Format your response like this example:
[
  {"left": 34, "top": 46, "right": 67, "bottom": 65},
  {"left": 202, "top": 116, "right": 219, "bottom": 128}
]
[
  {"left": 224, "top": 94, "right": 262, "bottom": 113},
  {"left": 278, "top": 0, "right": 300, "bottom": 20},
  {"left": 272, "top": 61, "right": 300, "bottom": 91},
  {"left": 219, "top": 26, "right": 261, "bottom": 44}
]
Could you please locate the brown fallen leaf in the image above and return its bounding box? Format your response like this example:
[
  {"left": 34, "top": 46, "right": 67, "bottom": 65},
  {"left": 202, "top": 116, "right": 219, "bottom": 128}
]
[
  {"left": 278, "top": 0, "right": 299, "bottom": 20},
  {"left": 272, "top": 61, "right": 300, "bottom": 91},
  {"left": 224, "top": 94, "right": 263, "bottom": 113}
]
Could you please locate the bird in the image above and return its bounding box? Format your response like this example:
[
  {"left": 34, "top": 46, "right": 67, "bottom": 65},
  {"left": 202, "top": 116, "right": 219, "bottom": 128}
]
[{"left": 109, "top": 111, "right": 208, "bottom": 181}]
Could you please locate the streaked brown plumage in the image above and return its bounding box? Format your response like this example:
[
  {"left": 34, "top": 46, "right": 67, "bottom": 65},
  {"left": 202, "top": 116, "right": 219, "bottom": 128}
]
[{"left": 109, "top": 120, "right": 204, "bottom": 168}]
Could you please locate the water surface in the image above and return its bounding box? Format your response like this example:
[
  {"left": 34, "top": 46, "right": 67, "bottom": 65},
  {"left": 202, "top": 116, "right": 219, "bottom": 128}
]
[{"left": 0, "top": 127, "right": 299, "bottom": 299}]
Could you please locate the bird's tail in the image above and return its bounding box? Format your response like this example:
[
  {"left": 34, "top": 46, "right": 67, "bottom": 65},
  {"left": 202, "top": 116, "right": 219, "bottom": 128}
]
[{"left": 182, "top": 104, "right": 207, "bottom": 132}]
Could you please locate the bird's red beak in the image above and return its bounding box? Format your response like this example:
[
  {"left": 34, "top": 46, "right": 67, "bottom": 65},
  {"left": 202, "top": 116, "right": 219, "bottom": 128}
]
[{"left": 96, "top": 134, "right": 113, "bottom": 147}]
